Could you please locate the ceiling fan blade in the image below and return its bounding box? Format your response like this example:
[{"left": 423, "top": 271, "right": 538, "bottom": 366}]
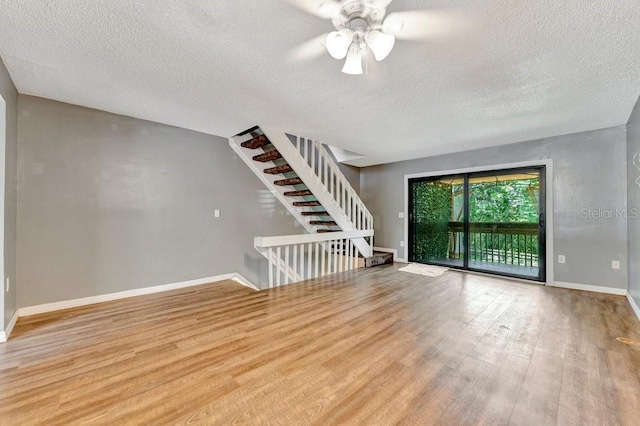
[
  {"left": 364, "top": 0, "right": 394, "bottom": 7},
  {"left": 382, "top": 10, "right": 472, "bottom": 40},
  {"left": 288, "top": 33, "right": 329, "bottom": 62},
  {"left": 285, "top": 0, "right": 342, "bottom": 19}
]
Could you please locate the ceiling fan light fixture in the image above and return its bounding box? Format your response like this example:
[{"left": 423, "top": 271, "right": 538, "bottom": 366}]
[
  {"left": 341, "top": 45, "right": 364, "bottom": 75},
  {"left": 326, "top": 29, "right": 353, "bottom": 59},
  {"left": 365, "top": 30, "right": 395, "bottom": 61}
]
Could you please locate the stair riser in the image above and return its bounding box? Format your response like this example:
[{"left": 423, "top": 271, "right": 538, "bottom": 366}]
[{"left": 365, "top": 253, "right": 394, "bottom": 268}]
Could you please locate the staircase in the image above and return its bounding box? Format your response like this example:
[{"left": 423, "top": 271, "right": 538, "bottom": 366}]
[{"left": 229, "top": 126, "right": 392, "bottom": 287}]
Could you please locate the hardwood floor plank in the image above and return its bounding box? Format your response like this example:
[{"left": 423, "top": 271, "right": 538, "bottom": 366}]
[
  {"left": 461, "top": 351, "right": 531, "bottom": 425},
  {"left": 0, "top": 266, "right": 638, "bottom": 425},
  {"left": 508, "top": 350, "right": 563, "bottom": 425},
  {"left": 557, "top": 348, "right": 607, "bottom": 425}
]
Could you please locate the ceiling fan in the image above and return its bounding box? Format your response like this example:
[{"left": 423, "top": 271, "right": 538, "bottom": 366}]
[{"left": 288, "top": 0, "right": 449, "bottom": 75}]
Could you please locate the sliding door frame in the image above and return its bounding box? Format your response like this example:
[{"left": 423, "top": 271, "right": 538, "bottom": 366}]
[{"left": 403, "top": 160, "right": 554, "bottom": 285}]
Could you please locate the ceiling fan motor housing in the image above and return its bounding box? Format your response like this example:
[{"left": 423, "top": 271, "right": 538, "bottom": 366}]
[{"left": 331, "top": 0, "right": 386, "bottom": 36}]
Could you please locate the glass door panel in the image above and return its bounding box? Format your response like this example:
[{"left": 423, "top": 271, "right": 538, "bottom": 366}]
[
  {"left": 409, "top": 175, "right": 465, "bottom": 267},
  {"left": 468, "top": 169, "right": 544, "bottom": 280}
]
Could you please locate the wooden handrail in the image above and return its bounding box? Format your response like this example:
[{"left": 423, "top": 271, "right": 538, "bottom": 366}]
[{"left": 447, "top": 221, "right": 538, "bottom": 235}]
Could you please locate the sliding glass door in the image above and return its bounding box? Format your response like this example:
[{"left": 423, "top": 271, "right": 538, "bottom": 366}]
[{"left": 409, "top": 167, "right": 545, "bottom": 282}]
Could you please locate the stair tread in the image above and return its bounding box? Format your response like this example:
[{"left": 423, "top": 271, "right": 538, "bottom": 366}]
[
  {"left": 253, "top": 150, "right": 282, "bottom": 162},
  {"left": 241, "top": 135, "right": 270, "bottom": 150},
  {"left": 264, "top": 164, "right": 293, "bottom": 175},
  {"left": 294, "top": 201, "right": 321, "bottom": 207},
  {"left": 285, "top": 190, "right": 313, "bottom": 197},
  {"left": 310, "top": 220, "right": 337, "bottom": 226},
  {"left": 275, "top": 177, "right": 303, "bottom": 186},
  {"left": 301, "top": 211, "right": 330, "bottom": 216}
]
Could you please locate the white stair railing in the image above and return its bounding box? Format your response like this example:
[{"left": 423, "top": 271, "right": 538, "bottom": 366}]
[
  {"left": 257, "top": 127, "right": 373, "bottom": 257},
  {"left": 291, "top": 136, "right": 374, "bottom": 233},
  {"left": 255, "top": 230, "right": 373, "bottom": 288}
]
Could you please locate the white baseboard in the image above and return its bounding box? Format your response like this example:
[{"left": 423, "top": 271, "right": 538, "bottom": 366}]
[
  {"left": 373, "top": 247, "right": 398, "bottom": 261},
  {"left": 548, "top": 281, "right": 627, "bottom": 296},
  {"left": 395, "top": 258, "right": 408, "bottom": 264},
  {"left": 17, "top": 273, "right": 258, "bottom": 318},
  {"left": 0, "top": 310, "right": 19, "bottom": 343},
  {"left": 628, "top": 292, "right": 640, "bottom": 321}
]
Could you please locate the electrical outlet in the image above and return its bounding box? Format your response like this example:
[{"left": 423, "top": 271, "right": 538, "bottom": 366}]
[
  {"left": 214, "top": 209, "right": 221, "bottom": 218},
  {"left": 5, "top": 277, "right": 9, "bottom": 292},
  {"left": 612, "top": 260, "right": 620, "bottom": 270},
  {"left": 558, "top": 255, "right": 566, "bottom": 264},
  {"left": 398, "top": 212, "right": 405, "bottom": 219},
  {"left": 400, "top": 241, "right": 405, "bottom": 247}
]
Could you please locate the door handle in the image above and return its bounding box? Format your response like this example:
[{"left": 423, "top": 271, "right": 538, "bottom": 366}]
[{"left": 539, "top": 213, "right": 545, "bottom": 227}]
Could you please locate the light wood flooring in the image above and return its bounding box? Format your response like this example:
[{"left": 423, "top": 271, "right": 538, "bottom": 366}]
[{"left": 1, "top": 265, "right": 639, "bottom": 425}]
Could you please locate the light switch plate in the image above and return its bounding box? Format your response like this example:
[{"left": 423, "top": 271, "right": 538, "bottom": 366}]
[
  {"left": 398, "top": 212, "right": 405, "bottom": 219},
  {"left": 558, "top": 255, "right": 566, "bottom": 264},
  {"left": 214, "top": 210, "right": 221, "bottom": 218},
  {"left": 612, "top": 260, "right": 620, "bottom": 270}
]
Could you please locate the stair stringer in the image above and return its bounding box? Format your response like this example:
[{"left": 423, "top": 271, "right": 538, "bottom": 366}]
[
  {"left": 228, "top": 137, "right": 318, "bottom": 235},
  {"left": 260, "top": 127, "right": 373, "bottom": 258}
]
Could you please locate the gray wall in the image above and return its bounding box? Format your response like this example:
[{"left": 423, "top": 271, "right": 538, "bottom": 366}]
[
  {"left": 627, "top": 97, "right": 640, "bottom": 307},
  {"left": 326, "top": 148, "right": 360, "bottom": 194},
  {"left": 17, "top": 96, "right": 302, "bottom": 307},
  {"left": 360, "top": 126, "right": 629, "bottom": 290},
  {"left": 0, "top": 57, "right": 18, "bottom": 330}
]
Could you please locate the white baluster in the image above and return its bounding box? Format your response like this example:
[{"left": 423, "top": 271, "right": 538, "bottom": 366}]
[
  {"left": 353, "top": 239, "right": 357, "bottom": 270},
  {"left": 307, "top": 242, "right": 312, "bottom": 278},
  {"left": 292, "top": 244, "right": 297, "bottom": 281},
  {"left": 324, "top": 155, "right": 329, "bottom": 192},
  {"left": 284, "top": 246, "right": 290, "bottom": 284},
  {"left": 316, "top": 242, "right": 321, "bottom": 277},
  {"left": 348, "top": 239, "right": 353, "bottom": 270},
  {"left": 311, "top": 141, "right": 316, "bottom": 175},
  {"left": 299, "top": 244, "right": 304, "bottom": 279},
  {"left": 276, "top": 247, "right": 282, "bottom": 287},
  {"left": 268, "top": 248, "right": 274, "bottom": 288}
]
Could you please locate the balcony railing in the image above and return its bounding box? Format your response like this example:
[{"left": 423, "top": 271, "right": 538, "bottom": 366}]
[{"left": 448, "top": 222, "right": 539, "bottom": 267}]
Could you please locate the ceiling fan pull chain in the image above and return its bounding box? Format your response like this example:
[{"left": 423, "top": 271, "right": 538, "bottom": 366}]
[{"left": 365, "top": 48, "right": 369, "bottom": 75}]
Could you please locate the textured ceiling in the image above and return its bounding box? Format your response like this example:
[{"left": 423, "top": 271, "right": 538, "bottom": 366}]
[{"left": 1, "top": 0, "right": 639, "bottom": 166}]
